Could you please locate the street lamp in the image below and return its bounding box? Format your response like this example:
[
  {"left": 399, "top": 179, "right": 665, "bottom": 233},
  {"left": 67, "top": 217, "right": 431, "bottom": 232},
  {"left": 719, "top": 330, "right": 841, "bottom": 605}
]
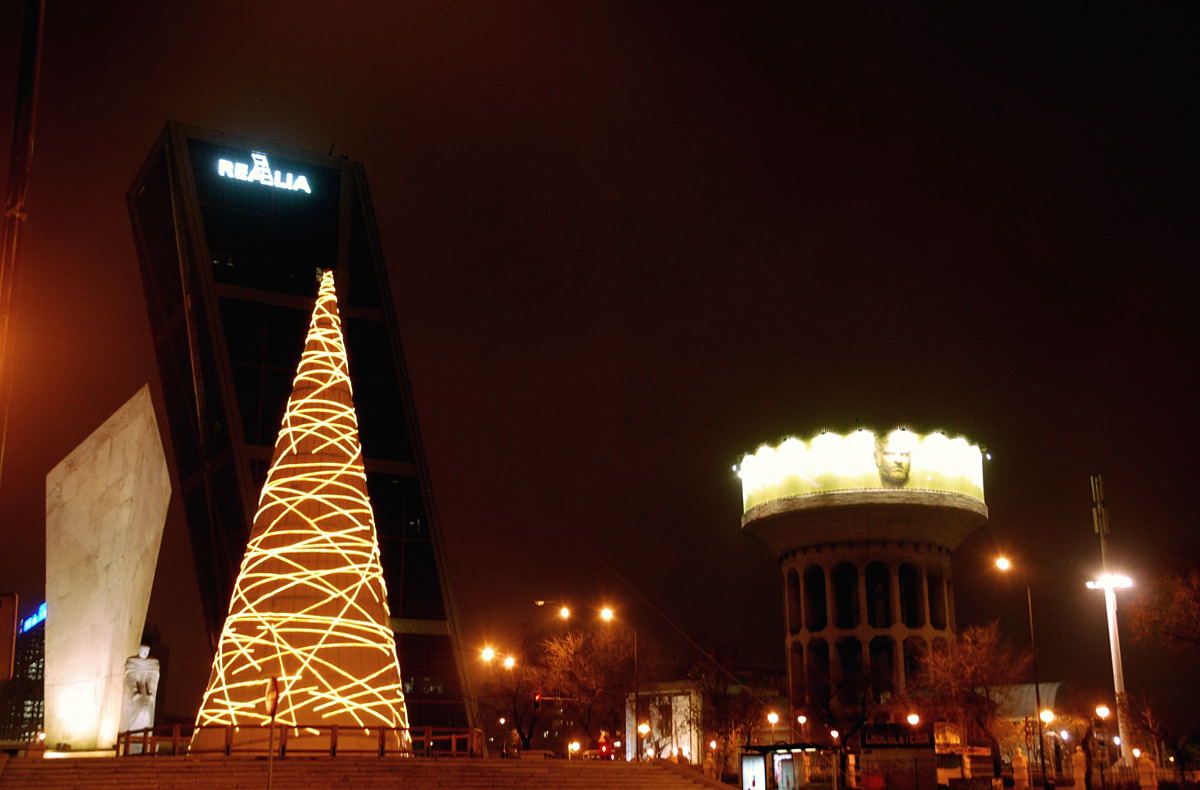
[
  {"left": 480, "top": 646, "right": 496, "bottom": 663},
  {"left": 533, "top": 599, "right": 573, "bottom": 622},
  {"left": 995, "top": 556, "right": 1050, "bottom": 788},
  {"left": 907, "top": 713, "right": 921, "bottom": 727},
  {"left": 1089, "top": 474, "right": 1134, "bottom": 764},
  {"left": 600, "top": 606, "right": 638, "bottom": 761},
  {"left": 502, "top": 655, "right": 516, "bottom": 670},
  {"left": 1085, "top": 569, "right": 1134, "bottom": 765}
]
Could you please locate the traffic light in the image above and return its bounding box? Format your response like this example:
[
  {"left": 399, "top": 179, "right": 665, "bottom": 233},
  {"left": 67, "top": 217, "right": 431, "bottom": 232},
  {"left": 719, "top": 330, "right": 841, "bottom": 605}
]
[{"left": 533, "top": 691, "right": 542, "bottom": 712}]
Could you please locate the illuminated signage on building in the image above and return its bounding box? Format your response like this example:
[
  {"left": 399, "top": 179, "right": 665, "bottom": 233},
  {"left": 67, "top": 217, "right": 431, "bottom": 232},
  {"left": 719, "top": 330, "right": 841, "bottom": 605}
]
[
  {"left": 737, "top": 428, "right": 985, "bottom": 512},
  {"left": 20, "top": 601, "right": 46, "bottom": 633},
  {"left": 217, "top": 152, "right": 312, "bottom": 194}
]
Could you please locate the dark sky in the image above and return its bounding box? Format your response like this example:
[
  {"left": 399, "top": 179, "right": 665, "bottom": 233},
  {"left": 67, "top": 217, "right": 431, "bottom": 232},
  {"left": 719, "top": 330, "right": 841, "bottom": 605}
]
[{"left": 1, "top": 2, "right": 1197, "bottom": 719}]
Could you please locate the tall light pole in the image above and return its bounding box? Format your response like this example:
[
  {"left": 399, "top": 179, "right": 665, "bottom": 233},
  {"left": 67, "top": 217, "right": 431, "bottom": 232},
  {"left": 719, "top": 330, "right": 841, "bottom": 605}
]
[
  {"left": 1087, "top": 475, "right": 1133, "bottom": 765},
  {"left": 995, "top": 556, "right": 1049, "bottom": 787},
  {"left": 600, "top": 606, "right": 640, "bottom": 761}
]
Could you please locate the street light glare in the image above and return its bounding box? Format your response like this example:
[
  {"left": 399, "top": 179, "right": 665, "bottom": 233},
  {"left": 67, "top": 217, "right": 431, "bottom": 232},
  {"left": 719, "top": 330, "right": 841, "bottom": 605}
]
[
  {"left": 480, "top": 646, "right": 496, "bottom": 662},
  {"left": 559, "top": 606, "right": 571, "bottom": 620},
  {"left": 1060, "top": 730, "right": 1070, "bottom": 741},
  {"left": 995, "top": 556, "right": 1012, "bottom": 572},
  {"left": 767, "top": 712, "right": 779, "bottom": 725},
  {"left": 1086, "top": 573, "right": 1133, "bottom": 590},
  {"left": 600, "top": 607, "right": 615, "bottom": 622},
  {"left": 797, "top": 715, "right": 807, "bottom": 725},
  {"left": 502, "top": 655, "right": 516, "bottom": 670},
  {"left": 1040, "top": 709, "right": 1055, "bottom": 724},
  {"left": 637, "top": 722, "right": 650, "bottom": 736},
  {"left": 1095, "top": 705, "right": 1111, "bottom": 719},
  {"left": 830, "top": 730, "right": 840, "bottom": 740},
  {"left": 906, "top": 713, "right": 920, "bottom": 726}
]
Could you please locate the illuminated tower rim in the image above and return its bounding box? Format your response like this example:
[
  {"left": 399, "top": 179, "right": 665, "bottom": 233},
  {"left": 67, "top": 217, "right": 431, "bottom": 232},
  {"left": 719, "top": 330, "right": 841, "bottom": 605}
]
[{"left": 737, "top": 427, "right": 987, "bottom": 515}]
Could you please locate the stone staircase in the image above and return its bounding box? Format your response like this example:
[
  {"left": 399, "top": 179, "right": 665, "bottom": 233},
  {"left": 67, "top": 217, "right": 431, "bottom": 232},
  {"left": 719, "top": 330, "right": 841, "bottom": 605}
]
[{"left": 0, "top": 755, "right": 727, "bottom": 790}]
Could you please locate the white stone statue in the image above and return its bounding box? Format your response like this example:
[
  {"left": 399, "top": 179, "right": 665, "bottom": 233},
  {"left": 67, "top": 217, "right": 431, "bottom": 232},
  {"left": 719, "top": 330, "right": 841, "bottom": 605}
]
[{"left": 121, "top": 645, "right": 160, "bottom": 733}]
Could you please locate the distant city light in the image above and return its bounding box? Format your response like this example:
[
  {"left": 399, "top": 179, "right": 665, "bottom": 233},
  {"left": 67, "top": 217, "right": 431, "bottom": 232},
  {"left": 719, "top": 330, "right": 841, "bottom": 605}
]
[
  {"left": 1060, "top": 730, "right": 1070, "bottom": 741},
  {"left": 831, "top": 730, "right": 840, "bottom": 740},
  {"left": 710, "top": 740, "right": 718, "bottom": 750}
]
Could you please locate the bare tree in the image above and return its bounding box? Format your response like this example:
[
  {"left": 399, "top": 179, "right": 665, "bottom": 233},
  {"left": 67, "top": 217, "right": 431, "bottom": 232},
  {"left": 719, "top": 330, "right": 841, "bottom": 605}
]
[
  {"left": 541, "top": 626, "right": 633, "bottom": 744},
  {"left": 898, "top": 623, "right": 1032, "bottom": 775},
  {"left": 1129, "top": 571, "right": 1200, "bottom": 652},
  {"left": 1138, "top": 701, "right": 1200, "bottom": 780},
  {"left": 475, "top": 633, "right": 551, "bottom": 750},
  {"left": 687, "top": 659, "right": 778, "bottom": 777}
]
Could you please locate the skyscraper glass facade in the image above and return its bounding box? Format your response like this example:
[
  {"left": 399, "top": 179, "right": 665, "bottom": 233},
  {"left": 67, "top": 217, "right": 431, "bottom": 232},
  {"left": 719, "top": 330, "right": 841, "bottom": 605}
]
[{"left": 127, "top": 124, "right": 469, "bottom": 729}]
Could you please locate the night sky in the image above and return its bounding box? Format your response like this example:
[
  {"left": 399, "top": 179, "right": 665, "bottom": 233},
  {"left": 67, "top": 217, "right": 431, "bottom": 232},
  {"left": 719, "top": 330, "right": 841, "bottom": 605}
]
[{"left": 1, "top": 3, "right": 1197, "bottom": 720}]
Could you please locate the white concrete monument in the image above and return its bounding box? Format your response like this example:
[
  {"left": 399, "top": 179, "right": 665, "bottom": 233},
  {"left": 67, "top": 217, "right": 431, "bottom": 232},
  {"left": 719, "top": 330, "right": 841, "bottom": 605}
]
[{"left": 44, "top": 385, "right": 171, "bottom": 750}]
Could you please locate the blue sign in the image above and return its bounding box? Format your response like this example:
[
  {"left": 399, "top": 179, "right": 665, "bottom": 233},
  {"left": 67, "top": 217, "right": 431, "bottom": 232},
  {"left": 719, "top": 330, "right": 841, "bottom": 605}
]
[{"left": 20, "top": 602, "right": 45, "bottom": 633}]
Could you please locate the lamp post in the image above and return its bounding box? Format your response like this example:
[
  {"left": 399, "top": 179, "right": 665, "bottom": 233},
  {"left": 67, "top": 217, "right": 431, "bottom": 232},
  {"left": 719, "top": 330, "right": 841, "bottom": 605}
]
[
  {"left": 1088, "top": 475, "right": 1133, "bottom": 765},
  {"left": 995, "top": 557, "right": 1050, "bottom": 788},
  {"left": 600, "top": 606, "right": 640, "bottom": 761}
]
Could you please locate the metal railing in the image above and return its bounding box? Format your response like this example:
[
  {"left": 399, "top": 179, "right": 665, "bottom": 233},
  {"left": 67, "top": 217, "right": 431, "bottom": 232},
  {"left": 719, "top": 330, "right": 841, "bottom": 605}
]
[{"left": 117, "top": 723, "right": 482, "bottom": 759}]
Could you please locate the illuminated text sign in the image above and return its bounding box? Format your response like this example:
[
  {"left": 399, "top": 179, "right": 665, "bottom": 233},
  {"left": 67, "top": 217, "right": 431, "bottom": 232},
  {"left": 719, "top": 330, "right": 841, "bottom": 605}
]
[
  {"left": 217, "top": 152, "right": 312, "bottom": 194},
  {"left": 20, "top": 601, "right": 46, "bottom": 633}
]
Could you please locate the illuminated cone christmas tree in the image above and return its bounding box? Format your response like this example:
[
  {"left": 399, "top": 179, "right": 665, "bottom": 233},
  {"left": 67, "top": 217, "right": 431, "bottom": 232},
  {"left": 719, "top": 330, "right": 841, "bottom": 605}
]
[{"left": 192, "top": 270, "right": 409, "bottom": 751}]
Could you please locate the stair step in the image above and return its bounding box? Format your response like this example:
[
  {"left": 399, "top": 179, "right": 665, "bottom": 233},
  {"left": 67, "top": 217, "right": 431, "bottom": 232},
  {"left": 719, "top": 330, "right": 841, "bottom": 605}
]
[{"left": 0, "top": 757, "right": 716, "bottom": 790}]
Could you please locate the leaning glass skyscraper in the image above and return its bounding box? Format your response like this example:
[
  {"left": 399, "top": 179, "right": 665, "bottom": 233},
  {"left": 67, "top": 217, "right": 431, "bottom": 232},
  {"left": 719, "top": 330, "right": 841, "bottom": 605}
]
[{"left": 127, "top": 123, "right": 470, "bottom": 730}]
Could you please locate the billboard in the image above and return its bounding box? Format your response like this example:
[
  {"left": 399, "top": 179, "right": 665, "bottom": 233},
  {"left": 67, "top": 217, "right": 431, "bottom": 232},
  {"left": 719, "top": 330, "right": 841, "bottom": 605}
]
[{"left": 738, "top": 429, "right": 985, "bottom": 512}]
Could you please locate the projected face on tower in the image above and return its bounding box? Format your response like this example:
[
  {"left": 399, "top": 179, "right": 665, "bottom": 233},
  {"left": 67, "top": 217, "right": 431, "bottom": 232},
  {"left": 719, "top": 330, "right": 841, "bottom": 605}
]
[{"left": 874, "top": 435, "right": 913, "bottom": 487}]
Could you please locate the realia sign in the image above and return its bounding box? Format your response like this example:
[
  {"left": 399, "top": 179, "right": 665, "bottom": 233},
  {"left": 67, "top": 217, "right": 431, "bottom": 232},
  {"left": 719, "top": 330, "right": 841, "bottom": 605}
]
[{"left": 217, "top": 151, "right": 312, "bottom": 194}]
